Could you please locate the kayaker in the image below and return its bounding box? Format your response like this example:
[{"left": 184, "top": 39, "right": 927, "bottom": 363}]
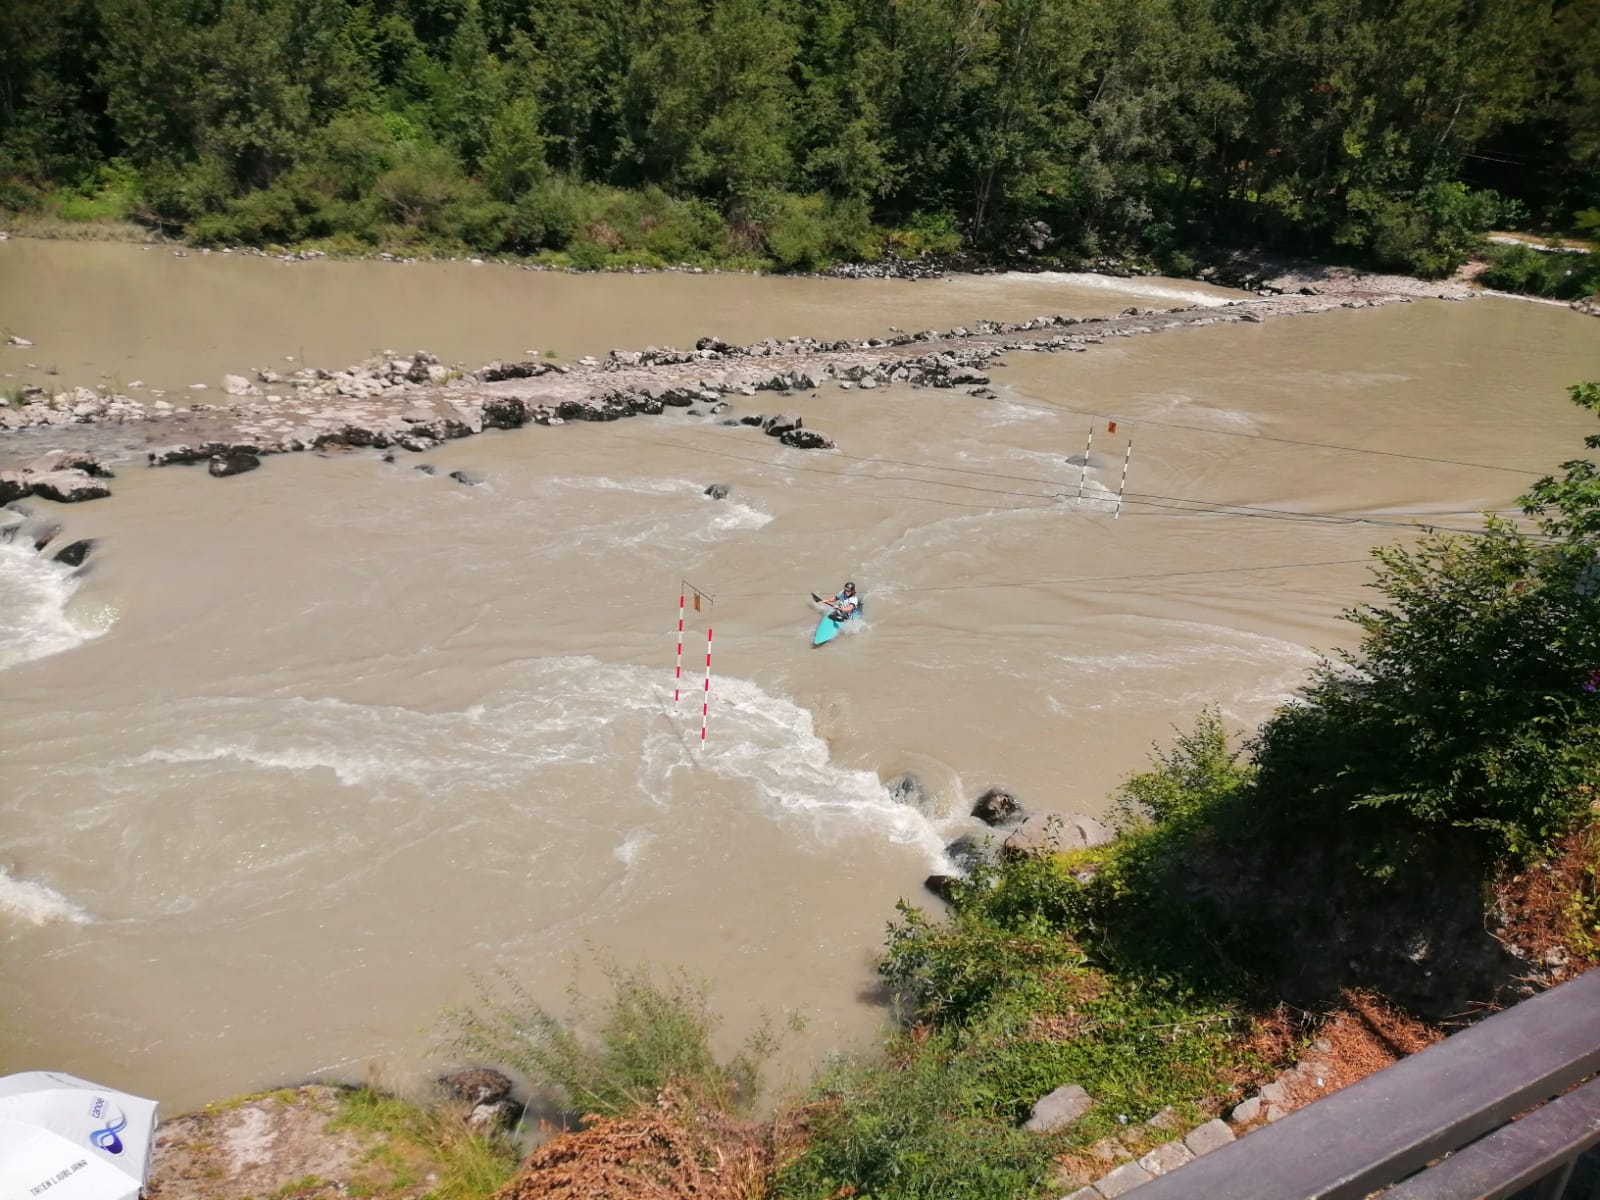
[{"left": 812, "top": 581, "right": 860, "bottom": 619}]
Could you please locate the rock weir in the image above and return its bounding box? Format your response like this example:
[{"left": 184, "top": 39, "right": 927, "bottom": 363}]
[{"left": 0, "top": 287, "right": 1463, "bottom": 496}]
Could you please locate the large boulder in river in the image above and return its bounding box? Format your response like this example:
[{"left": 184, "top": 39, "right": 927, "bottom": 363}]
[
  {"left": 1001, "top": 812, "right": 1114, "bottom": 860},
  {"left": 780, "top": 428, "right": 834, "bottom": 450},
  {"left": 972, "top": 787, "right": 1026, "bottom": 827},
  {"left": 28, "top": 470, "right": 111, "bottom": 503},
  {"left": 762, "top": 412, "right": 802, "bottom": 437},
  {"left": 0, "top": 471, "right": 29, "bottom": 505},
  {"left": 209, "top": 450, "right": 261, "bottom": 478},
  {"left": 25, "top": 451, "right": 114, "bottom": 478},
  {"left": 480, "top": 396, "right": 531, "bottom": 429}
]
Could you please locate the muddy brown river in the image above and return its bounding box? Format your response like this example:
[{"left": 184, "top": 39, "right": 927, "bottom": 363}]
[{"left": 1, "top": 239, "right": 1596, "bottom": 1113}]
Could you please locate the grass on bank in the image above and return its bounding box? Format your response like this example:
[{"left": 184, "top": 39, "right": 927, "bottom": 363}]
[
  {"left": 327, "top": 1087, "right": 521, "bottom": 1200},
  {"left": 443, "top": 961, "right": 787, "bottom": 1123}
]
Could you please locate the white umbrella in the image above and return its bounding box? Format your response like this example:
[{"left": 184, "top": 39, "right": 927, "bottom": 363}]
[{"left": 0, "top": 1071, "right": 158, "bottom": 1200}]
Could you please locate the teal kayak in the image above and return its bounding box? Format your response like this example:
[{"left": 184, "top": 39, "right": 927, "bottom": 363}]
[
  {"left": 811, "top": 599, "right": 864, "bottom": 647},
  {"left": 813, "top": 612, "right": 847, "bottom": 647}
]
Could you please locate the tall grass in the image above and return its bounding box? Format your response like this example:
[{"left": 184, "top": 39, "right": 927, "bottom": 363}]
[
  {"left": 328, "top": 1087, "right": 521, "bottom": 1200},
  {"left": 443, "top": 962, "right": 780, "bottom": 1121}
]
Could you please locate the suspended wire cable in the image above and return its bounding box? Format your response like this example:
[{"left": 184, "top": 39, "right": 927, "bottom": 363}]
[
  {"left": 952, "top": 388, "right": 1550, "bottom": 476},
  {"left": 609, "top": 432, "right": 1557, "bottom": 540},
  {"left": 712, "top": 556, "right": 1377, "bottom": 599}
]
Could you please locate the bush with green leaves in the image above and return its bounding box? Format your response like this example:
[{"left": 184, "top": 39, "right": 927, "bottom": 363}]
[
  {"left": 780, "top": 844, "right": 1256, "bottom": 1200},
  {"left": 443, "top": 962, "right": 777, "bottom": 1120},
  {"left": 774, "top": 1045, "right": 1054, "bottom": 1200},
  {"left": 1110, "top": 706, "right": 1254, "bottom": 830},
  {"left": 1480, "top": 243, "right": 1600, "bottom": 300}
]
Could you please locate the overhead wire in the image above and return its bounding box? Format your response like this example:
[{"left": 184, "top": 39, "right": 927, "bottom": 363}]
[
  {"left": 609, "top": 431, "right": 1558, "bottom": 541},
  {"left": 948, "top": 386, "right": 1552, "bottom": 476},
  {"left": 712, "top": 556, "right": 1377, "bottom": 600}
]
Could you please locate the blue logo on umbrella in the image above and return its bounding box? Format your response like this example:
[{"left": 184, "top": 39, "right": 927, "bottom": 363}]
[{"left": 89, "top": 1107, "right": 127, "bottom": 1155}]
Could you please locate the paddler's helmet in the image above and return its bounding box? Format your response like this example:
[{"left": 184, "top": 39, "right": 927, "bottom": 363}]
[{"left": 843, "top": 581, "right": 856, "bottom": 594}]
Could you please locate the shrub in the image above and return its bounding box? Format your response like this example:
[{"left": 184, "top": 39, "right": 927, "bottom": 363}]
[
  {"left": 1480, "top": 243, "right": 1600, "bottom": 300},
  {"left": 760, "top": 192, "right": 880, "bottom": 269},
  {"left": 1110, "top": 707, "right": 1253, "bottom": 829},
  {"left": 774, "top": 1049, "right": 1052, "bottom": 1200},
  {"left": 505, "top": 176, "right": 587, "bottom": 253},
  {"left": 1252, "top": 521, "right": 1600, "bottom": 860},
  {"left": 443, "top": 962, "right": 778, "bottom": 1120}
]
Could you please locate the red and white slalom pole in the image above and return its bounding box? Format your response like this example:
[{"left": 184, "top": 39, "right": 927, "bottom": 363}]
[
  {"left": 673, "top": 589, "right": 685, "bottom": 703},
  {"left": 1115, "top": 437, "right": 1133, "bottom": 520},
  {"left": 700, "top": 627, "right": 714, "bottom": 745}
]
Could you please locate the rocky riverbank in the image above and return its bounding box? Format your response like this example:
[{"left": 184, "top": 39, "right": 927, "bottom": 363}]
[{"left": 0, "top": 276, "right": 1472, "bottom": 500}]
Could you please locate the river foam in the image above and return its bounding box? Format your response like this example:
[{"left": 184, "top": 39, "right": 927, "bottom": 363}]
[
  {"left": 0, "top": 866, "right": 93, "bottom": 927},
  {"left": 1002, "top": 271, "right": 1237, "bottom": 308},
  {"left": 0, "top": 540, "right": 112, "bottom": 670}
]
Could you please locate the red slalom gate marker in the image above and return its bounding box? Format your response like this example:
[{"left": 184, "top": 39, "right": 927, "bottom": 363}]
[
  {"left": 700, "top": 627, "right": 714, "bottom": 745},
  {"left": 673, "top": 590, "right": 685, "bottom": 703},
  {"left": 1115, "top": 436, "right": 1133, "bottom": 520}
]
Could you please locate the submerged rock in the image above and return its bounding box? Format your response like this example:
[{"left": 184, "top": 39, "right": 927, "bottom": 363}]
[
  {"left": 888, "top": 773, "right": 926, "bottom": 807},
  {"left": 53, "top": 538, "right": 96, "bottom": 567},
  {"left": 704, "top": 483, "right": 731, "bottom": 500}
]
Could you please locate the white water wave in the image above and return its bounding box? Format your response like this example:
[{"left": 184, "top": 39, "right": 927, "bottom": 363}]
[
  {"left": 0, "top": 541, "right": 113, "bottom": 670},
  {"left": 0, "top": 866, "right": 93, "bottom": 926},
  {"left": 1001, "top": 271, "right": 1236, "bottom": 308},
  {"left": 1140, "top": 392, "right": 1262, "bottom": 432},
  {"left": 107, "top": 658, "right": 945, "bottom": 864},
  {"left": 535, "top": 476, "right": 773, "bottom": 541},
  {"left": 685, "top": 674, "right": 949, "bottom": 865}
]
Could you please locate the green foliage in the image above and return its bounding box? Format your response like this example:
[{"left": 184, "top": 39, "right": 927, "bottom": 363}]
[
  {"left": 780, "top": 847, "right": 1256, "bottom": 1200},
  {"left": 881, "top": 894, "right": 1088, "bottom": 1025},
  {"left": 1522, "top": 382, "right": 1600, "bottom": 548},
  {"left": 774, "top": 1046, "right": 1053, "bottom": 1200},
  {"left": 327, "top": 1087, "right": 520, "bottom": 1200},
  {"left": 2, "top": 0, "right": 1589, "bottom": 271},
  {"left": 1480, "top": 244, "right": 1600, "bottom": 301},
  {"left": 1111, "top": 706, "right": 1254, "bottom": 829},
  {"left": 1255, "top": 535, "right": 1600, "bottom": 859},
  {"left": 443, "top": 962, "right": 777, "bottom": 1119},
  {"left": 760, "top": 192, "right": 878, "bottom": 270}
]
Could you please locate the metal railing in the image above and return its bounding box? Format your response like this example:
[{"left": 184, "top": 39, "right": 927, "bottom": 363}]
[{"left": 1127, "top": 968, "right": 1600, "bottom": 1199}]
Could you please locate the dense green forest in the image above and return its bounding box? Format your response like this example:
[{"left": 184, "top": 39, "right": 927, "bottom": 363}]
[{"left": 2, "top": 0, "right": 1598, "bottom": 280}]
